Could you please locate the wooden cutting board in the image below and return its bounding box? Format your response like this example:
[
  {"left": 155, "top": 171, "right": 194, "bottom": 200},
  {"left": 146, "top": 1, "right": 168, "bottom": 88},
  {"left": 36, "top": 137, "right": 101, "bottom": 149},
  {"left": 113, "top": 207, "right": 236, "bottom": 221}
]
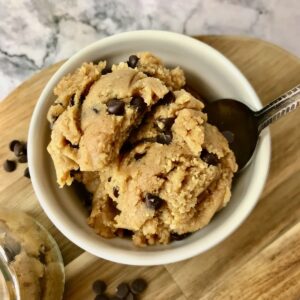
[{"left": 0, "top": 36, "right": 299, "bottom": 300}]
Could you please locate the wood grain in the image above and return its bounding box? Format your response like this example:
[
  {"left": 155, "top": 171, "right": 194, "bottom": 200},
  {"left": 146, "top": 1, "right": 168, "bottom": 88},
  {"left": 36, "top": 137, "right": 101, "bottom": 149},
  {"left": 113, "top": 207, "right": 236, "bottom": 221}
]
[{"left": 0, "top": 36, "right": 299, "bottom": 300}]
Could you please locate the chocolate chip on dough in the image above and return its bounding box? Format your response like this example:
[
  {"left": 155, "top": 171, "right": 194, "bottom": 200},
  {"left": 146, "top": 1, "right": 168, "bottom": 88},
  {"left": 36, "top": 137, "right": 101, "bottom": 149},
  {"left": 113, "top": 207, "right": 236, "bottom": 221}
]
[
  {"left": 107, "top": 99, "right": 125, "bottom": 116},
  {"left": 130, "top": 96, "right": 147, "bottom": 113},
  {"left": 127, "top": 55, "right": 139, "bottom": 68},
  {"left": 200, "top": 149, "right": 219, "bottom": 166},
  {"left": 145, "top": 193, "right": 164, "bottom": 210}
]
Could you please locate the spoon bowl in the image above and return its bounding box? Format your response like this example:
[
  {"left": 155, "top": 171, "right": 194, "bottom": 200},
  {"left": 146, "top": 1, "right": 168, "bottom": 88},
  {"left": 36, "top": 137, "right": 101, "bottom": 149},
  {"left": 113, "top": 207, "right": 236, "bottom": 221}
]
[
  {"left": 204, "top": 99, "right": 259, "bottom": 170},
  {"left": 205, "top": 84, "right": 300, "bottom": 171}
]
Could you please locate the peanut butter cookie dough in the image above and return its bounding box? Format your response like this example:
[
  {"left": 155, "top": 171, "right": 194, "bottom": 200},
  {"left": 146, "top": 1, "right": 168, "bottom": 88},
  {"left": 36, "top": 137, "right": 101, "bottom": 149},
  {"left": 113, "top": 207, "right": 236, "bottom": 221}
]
[
  {"left": 47, "top": 52, "right": 237, "bottom": 246},
  {"left": 0, "top": 210, "right": 64, "bottom": 299}
]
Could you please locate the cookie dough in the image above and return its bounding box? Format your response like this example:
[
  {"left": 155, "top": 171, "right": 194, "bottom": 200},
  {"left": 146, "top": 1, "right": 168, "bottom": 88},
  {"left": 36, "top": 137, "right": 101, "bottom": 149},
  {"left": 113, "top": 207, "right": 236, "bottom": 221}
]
[
  {"left": 0, "top": 210, "right": 64, "bottom": 300},
  {"left": 47, "top": 52, "right": 237, "bottom": 246}
]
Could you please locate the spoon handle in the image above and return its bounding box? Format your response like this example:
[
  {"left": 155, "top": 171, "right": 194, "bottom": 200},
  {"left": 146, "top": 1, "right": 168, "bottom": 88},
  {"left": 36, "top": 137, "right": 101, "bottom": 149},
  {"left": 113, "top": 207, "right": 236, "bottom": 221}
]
[{"left": 255, "top": 84, "right": 300, "bottom": 132}]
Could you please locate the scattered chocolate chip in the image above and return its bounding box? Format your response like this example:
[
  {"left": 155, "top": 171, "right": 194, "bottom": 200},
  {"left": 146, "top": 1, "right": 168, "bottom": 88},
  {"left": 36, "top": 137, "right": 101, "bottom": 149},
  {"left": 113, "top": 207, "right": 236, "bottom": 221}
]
[
  {"left": 108, "top": 177, "right": 112, "bottom": 182},
  {"left": 125, "top": 293, "right": 136, "bottom": 300},
  {"left": 130, "top": 278, "right": 147, "bottom": 294},
  {"left": 200, "top": 149, "right": 219, "bottom": 166},
  {"left": 95, "top": 294, "right": 109, "bottom": 300},
  {"left": 170, "top": 232, "right": 191, "bottom": 241},
  {"left": 113, "top": 186, "right": 119, "bottom": 198},
  {"left": 92, "top": 280, "right": 107, "bottom": 295},
  {"left": 3, "top": 160, "right": 16, "bottom": 172},
  {"left": 9, "top": 140, "right": 20, "bottom": 152},
  {"left": 13, "top": 142, "right": 26, "bottom": 157},
  {"left": 145, "top": 193, "right": 164, "bottom": 210},
  {"left": 134, "top": 152, "right": 146, "bottom": 161},
  {"left": 157, "top": 117, "right": 175, "bottom": 131},
  {"left": 18, "top": 155, "right": 27, "bottom": 163},
  {"left": 161, "top": 91, "right": 175, "bottom": 105},
  {"left": 130, "top": 96, "right": 147, "bottom": 113},
  {"left": 106, "top": 99, "right": 125, "bottom": 116},
  {"left": 24, "top": 167, "right": 30, "bottom": 179},
  {"left": 222, "top": 130, "right": 235, "bottom": 144},
  {"left": 156, "top": 131, "right": 172, "bottom": 145},
  {"left": 69, "top": 95, "right": 75, "bottom": 106},
  {"left": 92, "top": 107, "right": 100, "bottom": 114},
  {"left": 127, "top": 55, "right": 139, "bottom": 68},
  {"left": 116, "top": 282, "right": 130, "bottom": 298}
]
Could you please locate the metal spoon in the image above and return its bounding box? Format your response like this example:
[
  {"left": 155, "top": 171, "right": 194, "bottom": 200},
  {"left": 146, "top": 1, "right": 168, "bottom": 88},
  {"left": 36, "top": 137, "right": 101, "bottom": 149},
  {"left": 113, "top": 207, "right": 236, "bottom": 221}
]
[{"left": 204, "top": 84, "right": 300, "bottom": 171}]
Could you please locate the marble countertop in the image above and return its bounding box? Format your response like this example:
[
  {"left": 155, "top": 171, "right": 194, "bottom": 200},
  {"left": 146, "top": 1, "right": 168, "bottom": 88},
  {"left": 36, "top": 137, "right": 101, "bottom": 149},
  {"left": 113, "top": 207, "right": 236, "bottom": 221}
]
[{"left": 0, "top": 0, "right": 299, "bottom": 100}]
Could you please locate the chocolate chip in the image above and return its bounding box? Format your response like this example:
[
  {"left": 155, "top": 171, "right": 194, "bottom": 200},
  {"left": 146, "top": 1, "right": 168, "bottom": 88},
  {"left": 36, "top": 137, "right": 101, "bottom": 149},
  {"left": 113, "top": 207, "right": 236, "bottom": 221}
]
[
  {"left": 156, "top": 131, "right": 172, "bottom": 145},
  {"left": 134, "top": 152, "right": 146, "bottom": 160},
  {"left": 13, "top": 142, "right": 26, "bottom": 157},
  {"left": 69, "top": 95, "right": 75, "bottom": 106},
  {"left": 127, "top": 55, "right": 139, "bottom": 68},
  {"left": 157, "top": 117, "right": 175, "bottom": 131},
  {"left": 130, "top": 278, "right": 147, "bottom": 294},
  {"left": 18, "top": 155, "right": 28, "bottom": 163},
  {"left": 102, "top": 67, "right": 112, "bottom": 75},
  {"left": 200, "top": 149, "right": 219, "bottom": 166},
  {"left": 116, "top": 282, "right": 130, "bottom": 298},
  {"left": 125, "top": 293, "right": 136, "bottom": 300},
  {"left": 161, "top": 91, "right": 175, "bottom": 105},
  {"left": 113, "top": 186, "right": 119, "bottom": 198},
  {"left": 9, "top": 140, "right": 21, "bottom": 152},
  {"left": 106, "top": 99, "right": 125, "bottom": 116},
  {"left": 3, "top": 160, "right": 16, "bottom": 172},
  {"left": 24, "top": 167, "right": 30, "bottom": 179},
  {"left": 130, "top": 96, "right": 147, "bottom": 113},
  {"left": 170, "top": 232, "right": 191, "bottom": 241},
  {"left": 145, "top": 193, "right": 164, "bottom": 210},
  {"left": 95, "top": 294, "right": 109, "bottom": 300},
  {"left": 108, "top": 177, "right": 112, "bottom": 182},
  {"left": 92, "top": 107, "right": 100, "bottom": 114},
  {"left": 92, "top": 280, "right": 107, "bottom": 295}
]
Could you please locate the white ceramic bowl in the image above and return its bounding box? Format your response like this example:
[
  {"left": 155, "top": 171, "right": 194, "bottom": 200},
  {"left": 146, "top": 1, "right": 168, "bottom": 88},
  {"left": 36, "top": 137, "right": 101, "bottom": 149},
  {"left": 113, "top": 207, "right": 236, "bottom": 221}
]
[{"left": 28, "top": 31, "right": 271, "bottom": 266}]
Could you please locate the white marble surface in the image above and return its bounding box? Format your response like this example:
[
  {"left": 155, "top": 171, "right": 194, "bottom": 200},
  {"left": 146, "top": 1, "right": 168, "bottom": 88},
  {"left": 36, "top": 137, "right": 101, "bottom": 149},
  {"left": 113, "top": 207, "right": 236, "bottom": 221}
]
[{"left": 0, "top": 0, "right": 299, "bottom": 100}]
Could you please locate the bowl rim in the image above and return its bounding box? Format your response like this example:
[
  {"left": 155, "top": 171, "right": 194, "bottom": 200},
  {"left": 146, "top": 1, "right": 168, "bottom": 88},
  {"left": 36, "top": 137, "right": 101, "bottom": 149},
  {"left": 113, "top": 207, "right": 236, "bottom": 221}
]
[{"left": 28, "top": 30, "right": 271, "bottom": 266}]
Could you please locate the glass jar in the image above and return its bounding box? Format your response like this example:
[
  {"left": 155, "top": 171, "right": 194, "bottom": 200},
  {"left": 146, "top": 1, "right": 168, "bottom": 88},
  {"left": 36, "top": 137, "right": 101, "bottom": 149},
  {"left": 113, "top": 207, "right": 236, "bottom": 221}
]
[{"left": 0, "top": 209, "right": 64, "bottom": 300}]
